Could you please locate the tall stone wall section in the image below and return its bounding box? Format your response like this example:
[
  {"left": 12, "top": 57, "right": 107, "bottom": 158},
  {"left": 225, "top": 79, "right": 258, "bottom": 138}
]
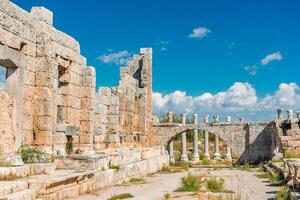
[
  {"left": 93, "top": 49, "right": 153, "bottom": 151},
  {"left": 0, "top": 91, "right": 16, "bottom": 157},
  {"left": 0, "top": 1, "right": 96, "bottom": 156}
]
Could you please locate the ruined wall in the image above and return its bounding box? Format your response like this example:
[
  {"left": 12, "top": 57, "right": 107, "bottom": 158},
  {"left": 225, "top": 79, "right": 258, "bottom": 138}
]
[
  {"left": 93, "top": 49, "right": 153, "bottom": 151},
  {"left": 0, "top": 0, "right": 154, "bottom": 160},
  {"left": 0, "top": 91, "right": 16, "bottom": 157},
  {"left": 0, "top": 0, "right": 96, "bottom": 155}
]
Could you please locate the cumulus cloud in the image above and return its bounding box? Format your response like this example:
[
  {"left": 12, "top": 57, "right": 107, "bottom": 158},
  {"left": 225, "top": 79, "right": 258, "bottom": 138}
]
[
  {"left": 97, "top": 50, "right": 132, "bottom": 66},
  {"left": 153, "top": 82, "right": 300, "bottom": 120},
  {"left": 189, "top": 27, "right": 211, "bottom": 38},
  {"left": 261, "top": 51, "right": 283, "bottom": 66}
]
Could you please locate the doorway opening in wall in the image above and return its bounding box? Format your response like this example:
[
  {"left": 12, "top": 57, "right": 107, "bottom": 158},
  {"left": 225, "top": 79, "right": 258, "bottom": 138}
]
[
  {"left": 57, "top": 65, "right": 67, "bottom": 123},
  {"left": 66, "top": 135, "right": 73, "bottom": 154},
  {"left": 0, "top": 65, "right": 6, "bottom": 90}
]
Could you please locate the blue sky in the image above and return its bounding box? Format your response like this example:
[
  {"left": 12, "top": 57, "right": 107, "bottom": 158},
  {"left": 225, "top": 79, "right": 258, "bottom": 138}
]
[{"left": 11, "top": 0, "right": 300, "bottom": 120}]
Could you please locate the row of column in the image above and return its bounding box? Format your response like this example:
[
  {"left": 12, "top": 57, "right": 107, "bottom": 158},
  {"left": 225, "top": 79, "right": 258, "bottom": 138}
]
[
  {"left": 277, "top": 109, "right": 300, "bottom": 120},
  {"left": 169, "top": 113, "right": 232, "bottom": 163}
]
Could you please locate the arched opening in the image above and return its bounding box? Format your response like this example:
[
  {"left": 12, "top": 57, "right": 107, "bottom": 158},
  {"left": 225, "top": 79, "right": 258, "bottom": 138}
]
[{"left": 166, "top": 128, "right": 233, "bottom": 164}]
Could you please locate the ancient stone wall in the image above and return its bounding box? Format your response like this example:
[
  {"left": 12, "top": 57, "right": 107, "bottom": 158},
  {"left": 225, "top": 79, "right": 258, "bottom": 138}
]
[
  {"left": 0, "top": 0, "right": 96, "bottom": 156},
  {"left": 0, "top": 91, "right": 16, "bottom": 157},
  {"left": 93, "top": 49, "right": 153, "bottom": 151},
  {"left": 0, "top": 1, "right": 154, "bottom": 160}
]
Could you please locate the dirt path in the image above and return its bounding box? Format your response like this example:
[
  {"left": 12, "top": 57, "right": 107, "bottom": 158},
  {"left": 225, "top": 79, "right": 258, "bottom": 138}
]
[{"left": 72, "top": 168, "right": 281, "bottom": 200}]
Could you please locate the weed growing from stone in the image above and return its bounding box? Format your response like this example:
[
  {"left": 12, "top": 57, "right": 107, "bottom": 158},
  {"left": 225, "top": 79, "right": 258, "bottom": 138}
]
[{"left": 18, "top": 147, "right": 51, "bottom": 164}]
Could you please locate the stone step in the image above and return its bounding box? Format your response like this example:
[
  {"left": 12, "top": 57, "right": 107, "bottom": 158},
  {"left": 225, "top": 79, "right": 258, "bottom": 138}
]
[
  {"left": 0, "top": 189, "right": 35, "bottom": 200},
  {"left": 0, "top": 181, "right": 28, "bottom": 196},
  {"left": 0, "top": 163, "right": 56, "bottom": 180}
]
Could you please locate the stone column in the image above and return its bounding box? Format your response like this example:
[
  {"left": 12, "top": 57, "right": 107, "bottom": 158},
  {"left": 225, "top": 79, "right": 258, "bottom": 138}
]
[
  {"left": 169, "top": 140, "right": 175, "bottom": 164},
  {"left": 277, "top": 108, "right": 283, "bottom": 119},
  {"left": 204, "top": 130, "right": 210, "bottom": 159},
  {"left": 226, "top": 116, "right": 231, "bottom": 123},
  {"left": 203, "top": 115, "right": 210, "bottom": 159},
  {"left": 296, "top": 111, "right": 300, "bottom": 119},
  {"left": 213, "top": 115, "right": 219, "bottom": 123},
  {"left": 287, "top": 109, "right": 293, "bottom": 120},
  {"left": 167, "top": 111, "right": 173, "bottom": 123},
  {"left": 204, "top": 114, "right": 209, "bottom": 123},
  {"left": 192, "top": 114, "right": 199, "bottom": 162},
  {"left": 181, "top": 113, "right": 188, "bottom": 161},
  {"left": 214, "top": 134, "right": 220, "bottom": 159},
  {"left": 225, "top": 146, "right": 232, "bottom": 160}
]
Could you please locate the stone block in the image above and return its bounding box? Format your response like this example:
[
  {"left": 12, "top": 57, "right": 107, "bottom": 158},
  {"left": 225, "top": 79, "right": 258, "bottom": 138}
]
[{"left": 31, "top": 6, "right": 53, "bottom": 25}]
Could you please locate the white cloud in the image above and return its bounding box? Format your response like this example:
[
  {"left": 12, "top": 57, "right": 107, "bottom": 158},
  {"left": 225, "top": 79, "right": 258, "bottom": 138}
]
[
  {"left": 261, "top": 51, "right": 283, "bottom": 65},
  {"left": 189, "top": 27, "right": 211, "bottom": 38},
  {"left": 244, "top": 51, "right": 283, "bottom": 75},
  {"left": 160, "top": 47, "right": 168, "bottom": 51},
  {"left": 97, "top": 50, "right": 132, "bottom": 66},
  {"left": 243, "top": 65, "right": 258, "bottom": 76},
  {"left": 155, "top": 41, "right": 169, "bottom": 52},
  {"left": 153, "top": 82, "right": 300, "bottom": 120}
]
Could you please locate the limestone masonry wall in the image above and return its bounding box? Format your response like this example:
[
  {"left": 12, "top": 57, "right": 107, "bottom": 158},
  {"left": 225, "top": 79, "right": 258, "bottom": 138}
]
[
  {"left": 0, "top": 0, "right": 153, "bottom": 160},
  {"left": 0, "top": 91, "right": 16, "bottom": 157}
]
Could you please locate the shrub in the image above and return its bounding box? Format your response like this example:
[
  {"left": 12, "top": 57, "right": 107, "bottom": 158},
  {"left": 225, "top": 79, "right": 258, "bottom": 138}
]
[
  {"left": 207, "top": 177, "right": 224, "bottom": 193},
  {"left": 175, "top": 173, "right": 200, "bottom": 192},
  {"left": 18, "top": 147, "right": 51, "bottom": 164},
  {"left": 107, "top": 193, "right": 134, "bottom": 200},
  {"left": 275, "top": 186, "right": 296, "bottom": 200}
]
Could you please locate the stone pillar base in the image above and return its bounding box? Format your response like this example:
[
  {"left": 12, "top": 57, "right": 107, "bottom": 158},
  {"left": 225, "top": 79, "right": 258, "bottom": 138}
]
[
  {"left": 180, "top": 154, "right": 188, "bottom": 162},
  {"left": 170, "top": 156, "right": 175, "bottom": 164},
  {"left": 204, "top": 153, "right": 210, "bottom": 159},
  {"left": 214, "top": 153, "right": 220, "bottom": 160},
  {"left": 192, "top": 154, "right": 199, "bottom": 162},
  {"left": 225, "top": 154, "right": 232, "bottom": 160},
  {"left": 0, "top": 155, "right": 24, "bottom": 166}
]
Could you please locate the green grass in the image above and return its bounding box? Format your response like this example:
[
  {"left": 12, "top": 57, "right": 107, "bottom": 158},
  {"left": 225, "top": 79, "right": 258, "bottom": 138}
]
[
  {"left": 256, "top": 172, "right": 271, "bottom": 179},
  {"left": 107, "top": 193, "right": 134, "bottom": 200},
  {"left": 163, "top": 193, "right": 171, "bottom": 199},
  {"left": 202, "top": 157, "right": 212, "bottom": 165},
  {"left": 174, "top": 161, "right": 190, "bottom": 171},
  {"left": 206, "top": 177, "right": 225, "bottom": 193},
  {"left": 175, "top": 173, "right": 200, "bottom": 192},
  {"left": 128, "top": 178, "right": 147, "bottom": 185},
  {"left": 18, "top": 147, "right": 51, "bottom": 164},
  {"left": 160, "top": 166, "right": 173, "bottom": 174},
  {"left": 109, "top": 165, "right": 121, "bottom": 171},
  {"left": 283, "top": 151, "right": 300, "bottom": 159},
  {"left": 275, "top": 186, "right": 296, "bottom": 200}
]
